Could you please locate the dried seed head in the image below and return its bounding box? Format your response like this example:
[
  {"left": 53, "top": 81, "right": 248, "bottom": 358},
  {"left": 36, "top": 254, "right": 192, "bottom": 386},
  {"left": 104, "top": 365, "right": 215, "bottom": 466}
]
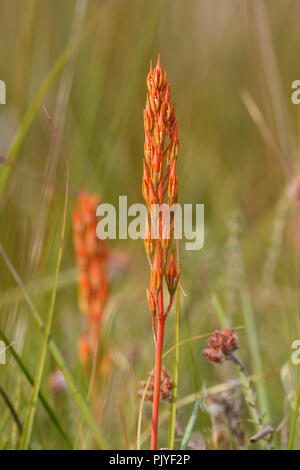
[
  {"left": 203, "top": 329, "right": 239, "bottom": 364},
  {"left": 138, "top": 366, "right": 173, "bottom": 402}
]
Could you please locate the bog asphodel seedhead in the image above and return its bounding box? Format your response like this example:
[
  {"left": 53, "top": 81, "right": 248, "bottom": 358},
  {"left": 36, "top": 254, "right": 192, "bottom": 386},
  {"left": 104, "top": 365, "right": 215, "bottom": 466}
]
[{"left": 142, "top": 55, "right": 180, "bottom": 450}]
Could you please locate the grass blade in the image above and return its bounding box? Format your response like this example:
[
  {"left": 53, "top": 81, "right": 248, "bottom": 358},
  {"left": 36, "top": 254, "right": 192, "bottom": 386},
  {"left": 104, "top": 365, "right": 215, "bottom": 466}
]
[
  {"left": 136, "top": 328, "right": 243, "bottom": 449},
  {"left": 239, "top": 260, "right": 271, "bottom": 424},
  {"left": 288, "top": 372, "right": 300, "bottom": 450},
  {"left": 0, "top": 244, "right": 110, "bottom": 449},
  {"left": 0, "top": 328, "right": 72, "bottom": 449},
  {"left": 18, "top": 107, "right": 70, "bottom": 449},
  {"left": 0, "top": 0, "right": 118, "bottom": 194},
  {"left": 212, "top": 292, "right": 265, "bottom": 448},
  {"left": 168, "top": 287, "right": 180, "bottom": 449},
  {"left": 212, "top": 293, "right": 228, "bottom": 328},
  {"left": 180, "top": 395, "right": 200, "bottom": 450}
]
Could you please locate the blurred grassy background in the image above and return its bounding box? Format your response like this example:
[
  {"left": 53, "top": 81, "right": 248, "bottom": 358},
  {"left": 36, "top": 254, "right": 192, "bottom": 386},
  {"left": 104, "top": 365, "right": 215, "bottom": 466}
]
[{"left": 1, "top": 0, "right": 300, "bottom": 449}]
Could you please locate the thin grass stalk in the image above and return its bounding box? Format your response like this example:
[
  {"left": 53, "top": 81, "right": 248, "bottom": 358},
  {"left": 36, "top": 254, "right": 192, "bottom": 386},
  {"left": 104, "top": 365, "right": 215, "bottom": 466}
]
[
  {"left": 18, "top": 107, "right": 70, "bottom": 449},
  {"left": 96, "top": 0, "right": 164, "bottom": 194},
  {"left": 238, "top": 252, "right": 271, "bottom": 424},
  {"left": 168, "top": 286, "right": 180, "bottom": 449},
  {"left": 288, "top": 372, "right": 300, "bottom": 450},
  {"left": 0, "top": 245, "right": 110, "bottom": 448},
  {"left": 73, "top": 341, "right": 99, "bottom": 450},
  {"left": 140, "top": 369, "right": 279, "bottom": 447},
  {"left": 212, "top": 292, "right": 265, "bottom": 448},
  {"left": 203, "top": 329, "right": 273, "bottom": 449},
  {"left": 0, "top": 385, "right": 23, "bottom": 438},
  {"left": 136, "top": 328, "right": 243, "bottom": 448},
  {"left": 262, "top": 188, "right": 290, "bottom": 288},
  {"left": 0, "top": 328, "right": 72, "bottom": 448},
  {"left": 0, "top": 0, "right": 117, "bottom": 195},
  {"left": 180, "top": 395, "right": 200, "bottom": 450}
]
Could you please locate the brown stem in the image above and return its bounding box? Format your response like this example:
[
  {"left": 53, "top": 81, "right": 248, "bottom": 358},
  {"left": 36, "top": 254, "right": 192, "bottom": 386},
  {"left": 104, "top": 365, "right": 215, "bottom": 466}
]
[{"left": 249, "top": 426, "right": 274, "bottom": 444}]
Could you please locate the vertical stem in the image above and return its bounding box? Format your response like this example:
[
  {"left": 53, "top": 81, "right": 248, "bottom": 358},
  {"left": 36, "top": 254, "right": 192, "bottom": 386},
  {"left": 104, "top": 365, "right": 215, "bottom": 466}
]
[
  {"left": 288, "top": 372, "right": 300, "bottom": 450},
  {"left": 231, "top": 353, "right": 271, "bottom": 450},
  {"left": 168, "top": 286, "right": 180, "bottom": 449},
  {"left": 151, "top": 288, "right": 165, "bottom": 450}
]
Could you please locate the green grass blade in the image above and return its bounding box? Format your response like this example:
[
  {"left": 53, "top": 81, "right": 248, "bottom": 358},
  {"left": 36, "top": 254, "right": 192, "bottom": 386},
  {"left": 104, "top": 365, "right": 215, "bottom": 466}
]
[
  {"left": 0, "top": 248, "right": 110, "bottom": 449},
  {"left": 180, "top": 395, "right": 200, "bottom": 450},
  {"left": 239, "top": 260, "right": 271, "bottom": 424},
  {"left": 212, "top": 293, "right": 228, "bottom": 328},
  {"left": 288, "top": 372, "right": 300, "bottom": 450},
  {"left": 73, "top": 342, "right": 99, "bottom": 449},
  {"left": 18, "top": 108, "right": 70, "bottom": 450},
  {"left": 168, "top": 287, "right": 180, "bottom": 449},
  {"left": 0, "top": 0, "right": 118, "bottom": 194},
  {"left": 136, "top": 329, "right": 236, "bottom": 449},
  {"left": 212, "top": 291, "right": 265, "bottom": 448},
  {"left": 0, "top": 328, "right": 72, "bottom": 449}
]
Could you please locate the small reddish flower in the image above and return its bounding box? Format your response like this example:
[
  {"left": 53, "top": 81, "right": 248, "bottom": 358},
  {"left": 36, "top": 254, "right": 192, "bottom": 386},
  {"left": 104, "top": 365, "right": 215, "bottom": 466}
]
[
  {"left": 203, "top": 328, "right": 238, "bottom": 363},
  {"left": 138, "top": 366, "right": 173, "bottom": 402}
]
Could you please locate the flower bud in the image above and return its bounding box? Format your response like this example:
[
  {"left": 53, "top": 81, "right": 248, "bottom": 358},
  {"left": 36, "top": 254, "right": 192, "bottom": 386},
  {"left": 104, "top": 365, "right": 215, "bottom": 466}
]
[
  {"left": 146, "top": 289, "right": 156, "bottom": 316},
  {"left": 144, "top": 218, "right": 155, "bottom": 257},
  {"left": 161, "top": 100, "right": 171, "bottom": 123},
  {"left": 165, "top": 250, "right": 180, "bottom": 296},
  {"left": 153, "top": 55, "right": 164, "bottom": 89},
  {"left": 150, "top": 89, "right": 160, "bottom": 113},
  {"left": 150, "top": 157, "right": 163, "bottom": 191},
  {"left": 150, "top": 249, "right": 162, "bottom": 293},
  {"left": 154, "top": 112, "right": 165, "bottom": 146}
]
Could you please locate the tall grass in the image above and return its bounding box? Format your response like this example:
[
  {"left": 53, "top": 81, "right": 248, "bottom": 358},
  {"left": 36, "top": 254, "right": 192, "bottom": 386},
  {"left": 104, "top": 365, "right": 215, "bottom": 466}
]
[{"left": 0, "top": 0, "right": 300, "bottom": 450}]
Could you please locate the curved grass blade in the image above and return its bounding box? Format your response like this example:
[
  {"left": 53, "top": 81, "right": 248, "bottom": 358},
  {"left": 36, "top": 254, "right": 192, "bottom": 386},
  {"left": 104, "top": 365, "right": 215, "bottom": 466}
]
[
  {"left": 0, "top": 0, "right": 118, "bottom": 194},
  {"left": 0, "top": 244, "right": 110, "bottom": 449},
  {"left": 213, "top": 291, "right": 265, "bottom": 448},
  {"left": 180, "top": 395, "right": 200, "bottom": 450},
  {"left": 0, "top": 328, "right": 72, "bottom": 449},
  {"left": 19, "top": 107, "right": 70, "bottom": 450},
  {"left": 288, "top": 373, "right": 300, "bottom": 450}
]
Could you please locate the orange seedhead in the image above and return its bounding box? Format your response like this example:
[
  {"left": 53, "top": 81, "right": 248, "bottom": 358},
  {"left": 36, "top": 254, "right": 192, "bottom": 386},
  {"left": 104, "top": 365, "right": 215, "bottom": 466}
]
[
  {"left": 142, "top": 55, "right": 180, "bottom": 450},
  {"left": 72, "top": 190, "right": 109, "bottom": 363},
  {"left": 143, "top": 55, "right": 180, "bottom": 323}
]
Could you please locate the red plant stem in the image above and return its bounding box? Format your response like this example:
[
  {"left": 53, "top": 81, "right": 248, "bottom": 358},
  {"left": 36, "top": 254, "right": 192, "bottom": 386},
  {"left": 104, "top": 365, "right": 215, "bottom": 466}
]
[{"left": 151, "top": 289, "right": 165, "bottom": 450}]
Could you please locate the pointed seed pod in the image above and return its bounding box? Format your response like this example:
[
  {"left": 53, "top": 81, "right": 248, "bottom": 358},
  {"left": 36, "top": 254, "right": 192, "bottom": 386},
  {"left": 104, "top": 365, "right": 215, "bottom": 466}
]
[{"left": 166, "top": 250, "right": 180, "bottom": 297}]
